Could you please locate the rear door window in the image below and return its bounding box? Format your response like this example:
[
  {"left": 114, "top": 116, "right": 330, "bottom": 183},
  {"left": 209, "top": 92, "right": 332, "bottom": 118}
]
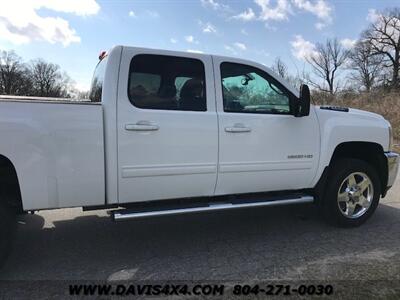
[{"left": 128, "top": 54, "right": 206, "bottom": 111}]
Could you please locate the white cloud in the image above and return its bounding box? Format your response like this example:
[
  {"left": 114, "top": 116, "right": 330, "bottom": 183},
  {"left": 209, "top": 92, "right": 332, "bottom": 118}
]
[
  {"left": 187, "top": 49, "right": 204, "bottom": 54},
  {"left": 200, "top": 0, "right": 230, "bottom": 12},
  {"left": 241, "top": 28, "right": 249, "bottom": 35},
  {"left": 234, "top": 42, "right": 247, "bottom": 50},
  {"left": 203, "top": 24, "right": 217, "bottom": 33},
  {"left": 230, "top": 0, "right": 302, "bottom": 24},
  {"left": 292, "top": 0, "right": 332, "bottom": 20},
  {"left": 0, "top": 0, "right": 100, "bottom": 46},
  {"left": 315, "top": 22, "right": 326, "bottom": 30},
  {"left": 265, "top": 23, "right": 278, "bottom": 31},
  {"left": 366, "top": 8, "right": 380, "bottom": 23},
  {"left": 230, "top": 0, "right": 333, "bottom": 30},
  {"left": 224, "top": 44, "right": 238, "bottom": 55},
  {"left": 255, "top": 49, "right": 270, "bottom": 57},
  {"left": 34, "top": 0, "right": 99, "bottom": 16},
  {"left": 291, "top": 35, "right": 316, "bottom": 60},
  {"left": 340, "top": 38, "right": 356, "bottom": 49},
  {"left": 255, "top": 0, "right": 292, "bottom": 21},
  {"left": 232, "top": 8, "right": 256, "bottom": 21},
  {"left": 293, "top": 0, "right": 333, "bottom": 29},
  {"left": 224, "top": 42, "right": 247, "bottom": 55},
  {"left": 146, "top": 10, "right": 159, "bottom": 18},
  {"left": 201, "top": 22, "right": 217, "bottom": 34},
  {"left": 185, "top": 35, "right": 199, "bottom": 44},
  {"left": 170, "top": 38, "right": 178, "bottom": 44},
  {"left": 128, "top": 10, "right": 159, "bottom": 19},
  {"left": 201, "top": 0, "right": 219, "bottom": 10}
]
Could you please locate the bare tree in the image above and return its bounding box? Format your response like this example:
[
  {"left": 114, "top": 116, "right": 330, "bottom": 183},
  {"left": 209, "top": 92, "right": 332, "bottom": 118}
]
[
  {"left": 272, "top": 57, "right": 289, "bottom": 79},
  {"left": 0, "top": 50, "right": 30, "bottom": 95},
  {"left": 305, "top": 38, "right": 350, "bottom": 95},
  {"left": 29, "top": 59, "right": 72, "bottom": 97},
  {"left": 348, "top": 40, "right": 383, "bottom": 91},
  {"left": 363, "top": 8, "right": 400, "bottom": 88},
  {"left": 271, "top": 57, "right": 304, "bottom": 90}
]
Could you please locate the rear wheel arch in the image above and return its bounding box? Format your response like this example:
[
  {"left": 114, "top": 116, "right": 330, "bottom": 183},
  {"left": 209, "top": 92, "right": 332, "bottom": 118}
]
[{"left": 0, "top": 154, "right": 23, "bottom": 213}]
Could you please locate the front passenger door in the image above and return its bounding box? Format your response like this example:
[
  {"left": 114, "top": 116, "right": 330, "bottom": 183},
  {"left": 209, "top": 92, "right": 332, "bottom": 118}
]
[{"left": 213, "top": 58, "right": 320, "bottom": 196}]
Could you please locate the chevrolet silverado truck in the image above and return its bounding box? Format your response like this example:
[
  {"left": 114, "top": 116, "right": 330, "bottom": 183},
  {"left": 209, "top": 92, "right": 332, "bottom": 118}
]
[{"left": 0, "top": 46, "right": 399, "bottom": 266}]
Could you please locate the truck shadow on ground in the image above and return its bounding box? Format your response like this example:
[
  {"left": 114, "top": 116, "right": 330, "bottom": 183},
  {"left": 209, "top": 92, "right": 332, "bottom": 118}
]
[{"left": 1, "top": 203, "right": 400, "bottom": 281}]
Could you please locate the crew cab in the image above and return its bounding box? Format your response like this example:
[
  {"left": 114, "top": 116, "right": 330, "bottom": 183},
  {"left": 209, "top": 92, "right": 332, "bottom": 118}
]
[{"left": 0, "top": 46, "right": 399, "bottom": 266}]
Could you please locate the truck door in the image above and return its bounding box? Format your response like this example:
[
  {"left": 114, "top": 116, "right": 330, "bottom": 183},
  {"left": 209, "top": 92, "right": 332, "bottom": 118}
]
[
  {"left": 117, "top": 48, "right": 218, "bottom": 203},
  {"left": 212, "top": 57, "right": 320, "bottom": 195}
]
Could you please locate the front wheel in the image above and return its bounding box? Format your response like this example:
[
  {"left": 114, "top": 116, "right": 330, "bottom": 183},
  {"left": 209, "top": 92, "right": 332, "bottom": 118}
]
[
  {"left": 0, "top": 203, "right": 16, "bottom": 268},
  {"left": 321, "top": 158, "right": 381, "bottom": 227}
]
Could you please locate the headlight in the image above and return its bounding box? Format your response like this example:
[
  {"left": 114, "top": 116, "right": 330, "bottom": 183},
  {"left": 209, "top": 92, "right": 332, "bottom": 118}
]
[{"left": 388, "top": 123, "right": 393, "bottom": 151}]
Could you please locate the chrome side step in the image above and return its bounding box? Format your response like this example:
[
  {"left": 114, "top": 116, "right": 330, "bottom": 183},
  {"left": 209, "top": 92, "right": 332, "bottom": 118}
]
[{"left": 112, "top": 195, "right": 314, "bottom": 221}]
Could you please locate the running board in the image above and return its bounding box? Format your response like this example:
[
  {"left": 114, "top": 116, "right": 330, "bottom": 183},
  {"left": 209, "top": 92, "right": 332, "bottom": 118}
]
[{"left": 112, "top": 195, "right": 314, "bottom": 221}]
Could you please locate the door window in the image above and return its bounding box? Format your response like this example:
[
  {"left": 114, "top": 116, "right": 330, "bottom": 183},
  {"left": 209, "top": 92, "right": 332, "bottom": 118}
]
[
  {"left": 220, "top": 62, "right": 292, "bottom": 114},
  {"left": 128, "top": 54, "right": 206, "bottom": 111}
]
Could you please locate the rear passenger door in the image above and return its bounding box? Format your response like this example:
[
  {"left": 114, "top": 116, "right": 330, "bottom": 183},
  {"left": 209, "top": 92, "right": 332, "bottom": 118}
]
[{"left": 117, "top": 48, "right": 218, "bottom": 203}]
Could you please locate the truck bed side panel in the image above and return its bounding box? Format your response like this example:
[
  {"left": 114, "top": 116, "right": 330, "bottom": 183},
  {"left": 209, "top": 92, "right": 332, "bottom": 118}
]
[{"left": 0, "top": 101, "right": 105, "bottom": 210}]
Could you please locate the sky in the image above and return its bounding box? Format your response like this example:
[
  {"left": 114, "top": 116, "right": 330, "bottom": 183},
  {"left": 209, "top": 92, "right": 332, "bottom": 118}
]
[{"left": 0, "top": 0, "right": 398, "bottom": 91}]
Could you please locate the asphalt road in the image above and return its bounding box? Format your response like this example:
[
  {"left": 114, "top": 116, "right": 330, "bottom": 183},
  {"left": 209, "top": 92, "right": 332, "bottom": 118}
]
[{"left": 1, "top": 172, "right": 400, "bottom": 298}]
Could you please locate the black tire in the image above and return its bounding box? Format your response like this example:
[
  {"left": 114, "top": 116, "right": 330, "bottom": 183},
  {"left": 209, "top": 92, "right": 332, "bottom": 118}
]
[
  {"left": 321, "top": 158, "right": 381, "bottom": 227},
  {"left": 0, "top": 202, "right": 16, "bottom": 268}
]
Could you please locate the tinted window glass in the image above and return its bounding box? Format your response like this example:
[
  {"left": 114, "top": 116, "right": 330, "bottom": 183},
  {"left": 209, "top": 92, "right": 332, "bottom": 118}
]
[
  {"left": 89, "top": 56, "right": 108, "bottom": 102},
  {"left": 128, "top": 54, "right": 206, "bottom": 111},
  {"left": 221, "top": 62, "right": 291, "bottom": 114}
]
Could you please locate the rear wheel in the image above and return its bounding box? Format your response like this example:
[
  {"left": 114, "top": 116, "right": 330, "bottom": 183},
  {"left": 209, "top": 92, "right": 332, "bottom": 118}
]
[
  {"left": 0, "top": 202, "right": 16, "bottom": 268},
  {"left": 321, "top": 158, "right": 381, "bottom": 227}
]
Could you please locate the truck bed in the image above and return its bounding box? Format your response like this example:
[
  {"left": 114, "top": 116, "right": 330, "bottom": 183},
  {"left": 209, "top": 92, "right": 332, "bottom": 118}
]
[
  {"left": 0, "top": 97, "right": 105, "bottom": 210},
  {"left": 0, "top": 95, "right": 100, "bottom": 105}
]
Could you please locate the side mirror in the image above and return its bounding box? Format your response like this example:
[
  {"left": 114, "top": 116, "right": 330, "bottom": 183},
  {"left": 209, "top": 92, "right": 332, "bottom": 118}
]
[{"left": 295, "top": 84, "right": 311, "bottom": 117}]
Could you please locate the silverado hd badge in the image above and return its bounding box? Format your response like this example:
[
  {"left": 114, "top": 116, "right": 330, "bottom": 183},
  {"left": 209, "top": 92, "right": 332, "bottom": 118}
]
[{"left": 288, "top": 154, "right": 314, "bottom": 159}]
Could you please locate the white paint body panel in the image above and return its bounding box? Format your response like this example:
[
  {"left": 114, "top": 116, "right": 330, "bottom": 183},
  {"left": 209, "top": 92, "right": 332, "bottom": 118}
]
[
  {"left": 116, "top": 47, "right": 218, "bottom": 203},
  {"left": 310, "top": 107, "right": 390, "bottom": 186},
  {"left": 0, "top": 101, "right": 105, "bottom": 210}
]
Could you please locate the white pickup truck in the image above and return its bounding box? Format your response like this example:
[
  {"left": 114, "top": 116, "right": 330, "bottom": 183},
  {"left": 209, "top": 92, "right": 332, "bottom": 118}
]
[{"left": 0, "top": 46, "right": 399, "bottom": 266}]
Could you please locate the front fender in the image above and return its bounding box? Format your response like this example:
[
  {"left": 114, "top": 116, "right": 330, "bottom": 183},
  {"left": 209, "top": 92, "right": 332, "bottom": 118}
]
[{"left": 311, "top": 107, "right": 389, "bottom": 187}]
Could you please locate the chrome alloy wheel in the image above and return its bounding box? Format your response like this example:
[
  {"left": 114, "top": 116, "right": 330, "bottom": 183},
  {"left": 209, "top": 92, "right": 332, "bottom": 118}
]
[{"left": 337, "top": 172, "right": 374, "bottom": 219}]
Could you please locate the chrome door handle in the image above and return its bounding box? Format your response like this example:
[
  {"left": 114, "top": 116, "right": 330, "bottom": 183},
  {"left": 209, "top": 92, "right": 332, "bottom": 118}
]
[
  {"left": 225, "top": 124, "right": 251, "bottom": 133},
  {"left": 125, "top": 122, "right": 159, "bottom": 131}
]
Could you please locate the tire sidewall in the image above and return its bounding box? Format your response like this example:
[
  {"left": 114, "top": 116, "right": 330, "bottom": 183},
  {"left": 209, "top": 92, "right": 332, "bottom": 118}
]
[
  {"left": 323, "top": 159, "right": 381, "bottom": 227},
  {"left": 0, "top": 204, "right": 16, "bottom": 268}
]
